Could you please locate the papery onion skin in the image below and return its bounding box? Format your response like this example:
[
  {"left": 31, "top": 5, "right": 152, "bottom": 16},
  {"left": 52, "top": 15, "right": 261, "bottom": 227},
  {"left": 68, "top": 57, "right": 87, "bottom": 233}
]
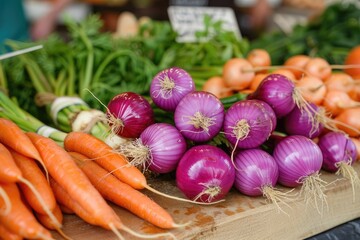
[
  {"left": 174, "top": 91, "right": 224, "bottom": 142},
  {"left": 107, "top": 92, "right": 154, "bottom": 138},
  {"left": 176, "top": 145, "right": 235, "bottom": 203},
  {"left": 223, "top": 99, "right": 273, "bottom": 149},
  {"left": 317, "top": 132, "right": 357, "bottom": 172},
  {"left": 150, "top": 67, "right": 195, "bottom": 112},
  {"left": 273, "top": 135, "right": 323, "bottom": 187},
  {"left": 284, "top": 103, "right": 324, "bottom": 139},
  {"left": 140, "top": 123, "right": 187, "bottom": 174},
  {"left": 234, "top": 149, "right": 279, "bottom": 196},
  {"left": 248, "top": 73, "right": 296, "bottom": 118}
]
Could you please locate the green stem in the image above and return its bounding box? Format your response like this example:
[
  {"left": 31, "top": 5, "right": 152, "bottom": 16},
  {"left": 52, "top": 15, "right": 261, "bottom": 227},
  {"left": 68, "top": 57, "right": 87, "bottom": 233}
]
[{"left": 78, "top": 28, "right": 94, "bottom": 98}]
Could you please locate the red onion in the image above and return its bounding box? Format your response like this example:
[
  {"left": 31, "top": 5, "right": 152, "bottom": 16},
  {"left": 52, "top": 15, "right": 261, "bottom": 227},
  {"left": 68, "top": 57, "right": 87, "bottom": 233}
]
[
  {"left": 150, "top": 67, "right": 195, "bottom": 112},
  {"left": 273, "top": 135, "right": 323, "bottom": 187},
  {"left": 223, "top": 99, "right": 274, "bottom": 149},
  {"left": 176, "top": 145, "right": 235, "bottom": 203},
  {"left": 234, "top": 149, "right": 279, "bottom": 196},
  {"left": 273, "top": 135, "right": 327, "bottom": 211},
  {"left": 317, "top": 132, "right": 359, "bottom": 193},
  {"left": 120, "top": 123, "right": 187, "bottom": 174},
  {"left": 248, "top": 73, "right": 298, "bottom": 118},
  {"left": 107, "top": 92, "right": 154, "bottom": 138},
  {"left": 284, "top": 103, "right": 325, "bottom": 139},
  {"left": 174, "top": 91, "right": 224, "bottom": 142}
]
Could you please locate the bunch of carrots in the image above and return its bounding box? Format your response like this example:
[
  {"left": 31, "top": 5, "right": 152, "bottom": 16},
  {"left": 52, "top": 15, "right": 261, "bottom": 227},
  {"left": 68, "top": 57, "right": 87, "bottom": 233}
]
[
  {"left": 202, "top": 46, "right": 360, "bottom": 156},
  {"left": 0, "top": 117, "right": 186, "bottom": 240}
]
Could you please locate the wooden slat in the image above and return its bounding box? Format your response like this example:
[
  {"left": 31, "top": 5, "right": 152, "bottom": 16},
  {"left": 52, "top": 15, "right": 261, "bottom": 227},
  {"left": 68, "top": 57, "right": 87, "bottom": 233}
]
[{"left": 52, "top": 162, "right": 360, "bottom": 240}]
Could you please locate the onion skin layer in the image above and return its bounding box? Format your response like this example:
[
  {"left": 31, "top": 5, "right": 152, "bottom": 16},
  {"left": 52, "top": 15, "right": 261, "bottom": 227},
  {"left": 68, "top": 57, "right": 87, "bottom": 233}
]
[
  {"left": 273, "top": 135, "right": 323, "bottom": 187},
  {"left": 176, "top": 145, "right": 235, "bottom": 203}
]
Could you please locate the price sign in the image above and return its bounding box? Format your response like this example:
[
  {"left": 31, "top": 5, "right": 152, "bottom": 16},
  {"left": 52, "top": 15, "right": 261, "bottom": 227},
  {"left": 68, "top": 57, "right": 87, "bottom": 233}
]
[{"left": 167, "top": 6, "right": 241, "bottom": 42}]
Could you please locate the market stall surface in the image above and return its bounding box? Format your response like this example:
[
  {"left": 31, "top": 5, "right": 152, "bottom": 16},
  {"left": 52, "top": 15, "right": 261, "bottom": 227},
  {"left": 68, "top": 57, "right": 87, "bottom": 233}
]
[{"left": 51, "top": 162, "right": 360, "bottom": 240}]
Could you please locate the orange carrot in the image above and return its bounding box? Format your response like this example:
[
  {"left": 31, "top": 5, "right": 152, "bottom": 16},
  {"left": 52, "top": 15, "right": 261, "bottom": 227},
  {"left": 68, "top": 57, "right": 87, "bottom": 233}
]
[
  {"left": 9, "top": 149, "right": 56, "bottom": 215},
  {"left": 35, "top": 204, "right": 63, "bottom": 230},
  {"left": 63, "top": 131, "right": 146, "bottom": 190},
  {"left": 0, "top": 183, "right": 53, "bottom": 240},
  {"left": 0, "top": 185, "right": 11, "bottom": 216},
  {"left": 70, "top": 151, "right": 180, "bottom": 229},
  {"left": 0, "top": 118, "right": 48, "bottom": 179},
  {"left": 49, "top": 177, "right": 119, "bottom": 229},
  {"left": 26, "top": 132, "right": 120, "bottom": 220},
  {"left": 0, "top": 224, "right": 23, "bottom": 240},
  {"left": 0, "top": 143, "right": 60, "bottom": 229},
  {"left": 50, "top": 178, "right": 174, "bottom": 239},
  {"left": 295, "top": 75, "right": 327, "bottom": 105}
]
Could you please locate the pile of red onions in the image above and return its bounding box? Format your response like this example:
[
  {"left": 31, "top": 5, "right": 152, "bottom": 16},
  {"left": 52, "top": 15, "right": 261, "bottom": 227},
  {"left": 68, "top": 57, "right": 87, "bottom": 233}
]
[
  {"left": 150, "top": 67, "right": 195, "bottom": 112},
  {"left": 176, "top": 145, "right": 235, "bottom": 203},
  {"left": 106, "top": 92, "right": 154, "bottom": 138},
  {"left": 174, "top": 91, "right": 225, "bottom": 142}
]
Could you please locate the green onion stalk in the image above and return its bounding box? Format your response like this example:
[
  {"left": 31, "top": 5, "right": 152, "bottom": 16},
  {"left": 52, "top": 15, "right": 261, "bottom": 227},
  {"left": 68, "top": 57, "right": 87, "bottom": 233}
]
[{"left": 5, "top": 40, "right": 110, "bottom": 142}]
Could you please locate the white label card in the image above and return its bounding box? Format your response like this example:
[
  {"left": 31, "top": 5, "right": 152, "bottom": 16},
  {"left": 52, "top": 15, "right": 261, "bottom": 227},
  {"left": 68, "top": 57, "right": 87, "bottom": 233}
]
[{"left": 167, "top": 6, "right": 241, "bottom": 43}]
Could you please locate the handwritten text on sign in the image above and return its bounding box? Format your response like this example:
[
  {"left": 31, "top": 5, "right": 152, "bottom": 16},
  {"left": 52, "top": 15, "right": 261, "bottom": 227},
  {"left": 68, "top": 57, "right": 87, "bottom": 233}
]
[{"left": 168, "top": 6, "right": 241, "bottom": 42}]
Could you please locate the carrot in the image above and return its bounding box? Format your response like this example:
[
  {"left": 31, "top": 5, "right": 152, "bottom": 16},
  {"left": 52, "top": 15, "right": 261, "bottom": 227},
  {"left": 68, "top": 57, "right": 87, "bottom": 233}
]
[
  {"left": 0, "top": 224, "right": 23, "bottom": 240},
  {"left": 0, "top": 143, "right": 61, "bottom": 229},
  {"left": 9, "top": 149, "right": 56, "bottom": 215},
  {"left": 27, "top": 132, "right": 175, "bottom": 239},
  {"left": 0, "top": 186, "right": 11, "bottom": 216},
  {"left": 0, "top": 183, "right": 53, "bottom": 240},
  {"left": 70, "top": 151, "right": 182, "bottom": 229},
  {"left": 50, "top": 178, "right": 175, "bottom": 240},
  {"left": 63, "top": 131, "right": 222, "bottom": 205},
  {"left": 271, "top": 69, "right": 296, "bottom": 81},
  {"left": 35, "top": 204, "right": 63, "bottom": 230},
  {"left": 26, "top": 132, "right": 118, "bottom": 221},
  {"left": 0, "top": 118, "right": 48, "bottom": 180}
]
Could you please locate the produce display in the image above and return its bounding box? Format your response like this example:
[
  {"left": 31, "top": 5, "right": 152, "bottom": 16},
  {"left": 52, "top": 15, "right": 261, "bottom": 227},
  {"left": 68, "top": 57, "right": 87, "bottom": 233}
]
[{"left": 0, "top": 2, "right": 360, "bottom": 239}]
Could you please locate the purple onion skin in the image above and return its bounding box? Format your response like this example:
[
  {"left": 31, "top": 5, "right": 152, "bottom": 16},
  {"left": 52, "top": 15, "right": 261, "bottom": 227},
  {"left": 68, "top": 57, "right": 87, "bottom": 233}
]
[
  {"left": 318, "top": 132, "right": 357, "bottom": 172},
  {"left": 150, "top": 67, "right": 195, "bottom": 112},
  {"left": 107, "top": 92, "right": 154, "bottom": 138},
  {"left": 273, "top": 135, "right": 323, "bottom": 187},
  {"left": 234, "top": 149, "right": 279, "bottom": 196},
  {"left": 223, "top": 99, "right": 274, "bottom": 149},
  {"left": 174, "top": 91, "right": 224, "bottom": 142},
  {"left": 248, "top": 73, "right": 296, "bottom": 118},
  {"left": 140, "top": 123, "right": 187, "bottom": 174},
  {"left": 284, "top": 103, "right": 324, "bottom": 139},
  {"left": 254, "top": 100, "right": 277, "bottom": 132},
  {"left": 176, "top": 145, "right": 235, "bottom": 203}
]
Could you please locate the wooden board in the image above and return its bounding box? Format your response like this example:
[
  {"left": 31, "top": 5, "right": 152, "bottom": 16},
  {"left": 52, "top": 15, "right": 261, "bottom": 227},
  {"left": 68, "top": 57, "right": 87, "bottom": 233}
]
[{"left": 51, "top": 162, "right": 360, "bottom": 240}]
